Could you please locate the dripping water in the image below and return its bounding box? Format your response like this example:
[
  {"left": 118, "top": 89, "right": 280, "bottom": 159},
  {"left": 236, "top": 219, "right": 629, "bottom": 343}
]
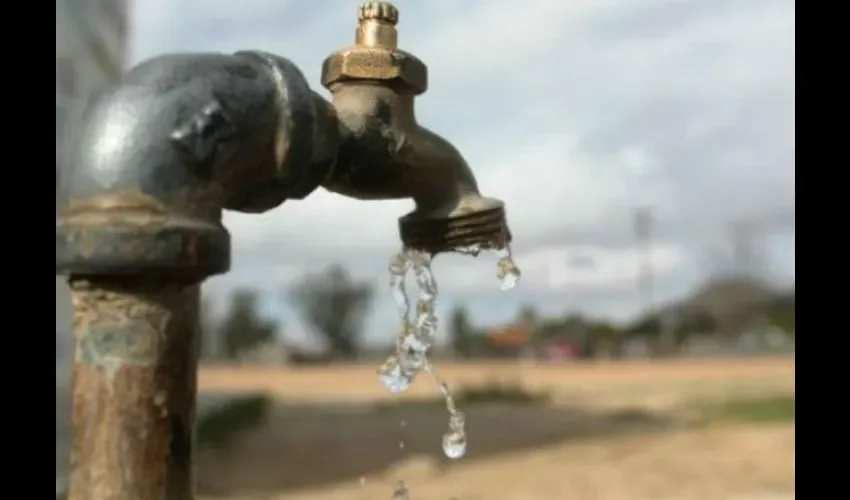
[
  {"left": 377, "top": 244, "right": 521, "bottom": 497},
  {"left": 391, "top": 481, "right": 411, "bottom": 500}
]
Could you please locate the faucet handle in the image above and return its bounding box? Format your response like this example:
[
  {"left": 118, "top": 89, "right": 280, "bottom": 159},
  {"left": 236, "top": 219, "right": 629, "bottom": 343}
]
[
  {"left": 354, "top": 1, "right": 400, "bottom": 50},
  {"left": 358, "top": 2, "right": 399, "bottom": 26},
  {"left": 323, "top": 0, "right": 427, "bottom": 93}
]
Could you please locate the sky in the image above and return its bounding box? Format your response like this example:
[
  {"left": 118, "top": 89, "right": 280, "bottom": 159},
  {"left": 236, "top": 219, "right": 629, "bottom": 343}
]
[{"left": 127, "top": 0, "right": 795, "bottom": 349}]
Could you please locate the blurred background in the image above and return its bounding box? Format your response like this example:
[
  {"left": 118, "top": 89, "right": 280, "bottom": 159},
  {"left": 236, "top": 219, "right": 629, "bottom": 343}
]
[{"left": 56, "top": 0, "right": 795, "bottom": 499}]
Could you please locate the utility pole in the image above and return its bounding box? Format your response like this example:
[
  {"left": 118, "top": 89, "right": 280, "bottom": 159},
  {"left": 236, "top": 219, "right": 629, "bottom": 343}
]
[
  {"left": 731, "top": 219, "right": 756, "bottom": 279},
  {"left": 634, "top": 207, "right": 654, "bottom": 316},
  {"left": 634, "top": 207, "right": 672, "bottom": 354}
]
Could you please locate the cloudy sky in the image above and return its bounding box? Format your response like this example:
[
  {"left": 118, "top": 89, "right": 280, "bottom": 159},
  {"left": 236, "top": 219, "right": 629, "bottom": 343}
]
[{"left": 128, "top": 0, "right": 795, "bottom": 348}]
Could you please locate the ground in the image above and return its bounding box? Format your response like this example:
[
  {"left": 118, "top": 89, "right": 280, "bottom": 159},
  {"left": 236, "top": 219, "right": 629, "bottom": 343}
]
[{"left": 194, "top": 357, "right": 795, "bottom": 500}]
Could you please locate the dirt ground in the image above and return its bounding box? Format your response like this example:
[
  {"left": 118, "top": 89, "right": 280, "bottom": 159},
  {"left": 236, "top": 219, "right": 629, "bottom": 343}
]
[
  {"left": 197, "top": 357, "right": 794, "bottom": 405},
  {"left": 196, "top": 357, "right": 795, "bottom": 500}
]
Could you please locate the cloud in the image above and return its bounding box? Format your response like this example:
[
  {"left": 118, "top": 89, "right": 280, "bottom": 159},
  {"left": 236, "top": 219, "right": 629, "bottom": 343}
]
[{"left": 127, "top": 0, "right": 795, "bottom": 340}]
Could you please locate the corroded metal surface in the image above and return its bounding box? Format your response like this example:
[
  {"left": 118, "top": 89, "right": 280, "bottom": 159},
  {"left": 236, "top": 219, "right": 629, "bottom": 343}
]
[{"left": 67, "top": 278, "right": 200, "bottom": 500}]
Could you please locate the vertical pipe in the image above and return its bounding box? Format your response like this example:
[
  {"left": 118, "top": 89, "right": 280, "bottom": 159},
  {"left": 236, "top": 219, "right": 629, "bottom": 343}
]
[{"left": 67, "top": 277, "right": 200, "bottom": 500}]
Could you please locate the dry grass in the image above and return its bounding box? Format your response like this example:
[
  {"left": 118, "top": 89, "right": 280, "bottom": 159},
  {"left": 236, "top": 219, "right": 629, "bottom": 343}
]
[{"left": 196, "top": 357, "right": 795, "bottom": 500}]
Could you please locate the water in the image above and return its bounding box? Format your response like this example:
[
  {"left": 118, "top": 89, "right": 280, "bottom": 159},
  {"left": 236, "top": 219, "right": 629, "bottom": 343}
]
[
  {"left": 442, "top": 412, "right": 467, "bottom": 459},
  {"left": 494, "top": 246, "right": 521, "bottom": 291},
  {"left": 378, "top": 244, "right": 521, "bottom": 498},
  {"left": 392, "top": 481, "right": 411, "bottom": 500}
]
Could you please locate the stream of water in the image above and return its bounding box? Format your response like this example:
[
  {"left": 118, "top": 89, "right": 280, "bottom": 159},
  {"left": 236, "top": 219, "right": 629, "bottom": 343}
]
[{"left": 377, "top": 245, "right": 521, "bottom": 498}]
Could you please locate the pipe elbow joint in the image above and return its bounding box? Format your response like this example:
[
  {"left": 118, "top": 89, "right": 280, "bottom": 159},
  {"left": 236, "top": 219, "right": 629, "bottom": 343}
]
[{"left": 56, "top": 51, "right": 339, "bottom": 280}]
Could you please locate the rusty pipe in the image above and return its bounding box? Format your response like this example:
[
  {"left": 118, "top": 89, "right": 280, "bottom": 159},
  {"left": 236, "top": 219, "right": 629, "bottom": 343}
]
[
  {"left": 319, "top": 1, "right": 513, "bottom": 253},
  {"left": 67, "top": 278, "right": 199, "bottom": 499},
  {"left": 56, "top": 52, "right": 335, "bottom": 500}
]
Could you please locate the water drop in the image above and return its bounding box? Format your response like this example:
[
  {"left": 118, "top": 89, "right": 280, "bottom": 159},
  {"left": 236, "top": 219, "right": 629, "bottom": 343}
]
[
  {"left": 401, "top": 333, "right": 429, "bottom": 353},
  {"left": 381, "top": 244, "right": 521, "bottom": 490},
  {"left": 455, "top": 243, "right": 482, "bottom": 256},
  {"left": 497, "top": 265, "right": 520, "bottom": 290},
  {"left": 389, "top": 251, "right": 410, "bottom": 276},
  {"left": 493, "top": 246, "right": 521, "bottom": 290},
  {"left": 449, "top": 411, "right": 465, "bottom": 430},
  {"left": 378, "top": 356, "right": 415, "bottom": 393},
  {"left": 392, "top": 481, "right": 411, "bottom": 500},
  {"left": 442, "top": 429, "right": 467, "bottom": 459}
]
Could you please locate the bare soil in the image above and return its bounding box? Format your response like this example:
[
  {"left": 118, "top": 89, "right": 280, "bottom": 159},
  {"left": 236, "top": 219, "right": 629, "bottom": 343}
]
[
  {"left": 263, "top": 424, "right": 795, "bottom": 500},
  {"left": 198, "top": 357, "right": 794, "bottom": 403},
  {"left": 196, "top": 357, "right": 795, "bottom": 500}
]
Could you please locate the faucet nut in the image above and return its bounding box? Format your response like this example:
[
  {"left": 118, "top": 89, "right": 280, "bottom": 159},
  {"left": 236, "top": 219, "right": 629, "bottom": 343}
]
[{"left": 321, "top": 48, "right": 428, "bottom": 94}]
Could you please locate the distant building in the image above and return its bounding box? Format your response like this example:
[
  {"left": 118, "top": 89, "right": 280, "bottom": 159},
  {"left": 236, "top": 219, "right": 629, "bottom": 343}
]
[
  {"left": 56, "top": 0, "right": 129, "bottom": 362},
  {"left": 485, "top": 324, "right": 534, "bottom": 358}
]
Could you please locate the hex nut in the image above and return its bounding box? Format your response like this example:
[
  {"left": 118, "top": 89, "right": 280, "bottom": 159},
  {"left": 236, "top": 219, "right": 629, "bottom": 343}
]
[{"left": 321, "top": 47, "right": 428, "bottom": 95}]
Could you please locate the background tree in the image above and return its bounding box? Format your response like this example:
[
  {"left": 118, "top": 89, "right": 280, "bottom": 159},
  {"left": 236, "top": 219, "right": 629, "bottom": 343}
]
[
  {"left": 449, "top": 305, "right": 473, "bottom": 358},
  {"left": 689, "top": 276, "right": 773, "bottom": 340},
  {"left": 220, "top": 288, "right": 278, "bottom": 360},
  {"left": 199, "top": 296, "right": 219, "bottom": 361},
  {"left": 289, "top": 265, "right": 373, "bottom": 360},
  {"left": 766, "top": 288, "right": 795, "bottom": 336},
  {"left": 517, "top": 305, "right": 539, "bottom": 326}
]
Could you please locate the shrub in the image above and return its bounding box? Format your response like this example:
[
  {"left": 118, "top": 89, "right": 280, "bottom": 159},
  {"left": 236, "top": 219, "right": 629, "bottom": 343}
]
[
  {"left": 196, "top": 394, "right": 273, "bottom": 451},
  {"left": 711, "top": 395, "right": 795, "bottom": 423}
]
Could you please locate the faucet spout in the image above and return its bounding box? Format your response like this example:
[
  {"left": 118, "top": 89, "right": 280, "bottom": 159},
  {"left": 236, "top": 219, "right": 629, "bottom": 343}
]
[{"left": 319, "top": 1, "right": 513, "bottom": 253}]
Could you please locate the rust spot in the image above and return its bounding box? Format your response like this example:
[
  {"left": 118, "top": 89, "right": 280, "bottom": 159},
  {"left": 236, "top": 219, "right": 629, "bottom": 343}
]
[
  {"left": 76, "top": 321, "right": 159, "bottom": 372},
  {"left": 67, "top": 279, "right": 199, "bottom": 500}
]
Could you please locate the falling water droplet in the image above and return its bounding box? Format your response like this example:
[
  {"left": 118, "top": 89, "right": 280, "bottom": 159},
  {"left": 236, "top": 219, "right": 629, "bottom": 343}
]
[
  {"left": 442, "top": 411, "right": 467, "bottom": 459},
  {"left": 392, "top": 481, "right": 411, "bottom": 500},
  {"left": 378, "top": 356, "right": 415, "bottom": 393},
  {"left": 442, "top": 429, "right": 467, "bottom": 459},
  {"left": 449, "top": 412, "right": 465, "bottom": 429},
  {"left": 381, "top": 244, "right": 520, "bottom": 494},
  {"left": 493, "top": 246, "right": 521, "bottom": 290}
]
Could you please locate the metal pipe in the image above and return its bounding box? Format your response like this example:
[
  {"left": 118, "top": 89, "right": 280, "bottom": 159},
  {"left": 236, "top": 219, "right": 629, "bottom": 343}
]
[
  {"left": 67, "top": 278, "right": 199, "bottom": 500},
  {"left": 57, "top": 51, "right": 327, "bottom": 500}
]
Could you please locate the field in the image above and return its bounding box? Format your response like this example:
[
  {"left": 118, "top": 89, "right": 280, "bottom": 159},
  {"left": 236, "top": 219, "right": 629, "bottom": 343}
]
[{"left": 195, "top": 357, "right": 795, "bottom": 500}]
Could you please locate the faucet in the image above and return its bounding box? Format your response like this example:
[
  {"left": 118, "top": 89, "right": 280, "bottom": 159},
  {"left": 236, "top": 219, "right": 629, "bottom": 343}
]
[
  {"left": 320, "top": 2, "right": 511, "bottom": 252},
  {"left": 55, "top": 3, "right": 511, "bottom": 499}
]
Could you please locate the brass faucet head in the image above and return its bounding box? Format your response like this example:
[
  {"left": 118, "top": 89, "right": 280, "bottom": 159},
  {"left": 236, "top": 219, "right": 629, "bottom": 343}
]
[{"left": 321, "top": 1, "right": 428, "bottom": 94}]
